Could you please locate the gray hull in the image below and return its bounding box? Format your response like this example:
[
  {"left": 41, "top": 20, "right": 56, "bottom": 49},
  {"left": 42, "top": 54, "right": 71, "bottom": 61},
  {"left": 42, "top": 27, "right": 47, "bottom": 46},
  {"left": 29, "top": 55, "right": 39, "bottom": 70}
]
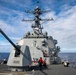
[{"left": 0, "top": 4, "right": 61, "bottom": 71}]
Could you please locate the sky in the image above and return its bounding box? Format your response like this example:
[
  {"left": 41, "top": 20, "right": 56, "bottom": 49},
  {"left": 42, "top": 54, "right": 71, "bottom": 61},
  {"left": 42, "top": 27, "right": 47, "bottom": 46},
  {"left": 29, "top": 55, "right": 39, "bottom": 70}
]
[{"left": 0, "top": 0, "right": 76, "bottom": 53}]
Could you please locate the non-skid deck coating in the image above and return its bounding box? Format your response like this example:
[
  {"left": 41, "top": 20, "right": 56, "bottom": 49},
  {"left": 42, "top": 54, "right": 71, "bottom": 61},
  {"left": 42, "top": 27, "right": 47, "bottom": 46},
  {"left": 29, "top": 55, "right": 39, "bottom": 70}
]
[{"left": 0, "top": 64, "right": 76, "bottom": 75}]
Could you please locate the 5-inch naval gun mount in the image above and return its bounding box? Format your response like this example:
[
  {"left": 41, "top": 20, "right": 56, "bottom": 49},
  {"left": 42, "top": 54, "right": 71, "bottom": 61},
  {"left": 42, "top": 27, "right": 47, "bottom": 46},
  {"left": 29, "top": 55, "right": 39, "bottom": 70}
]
[{"left": 0, "top": 5, "right": 61, "bottom": 71}]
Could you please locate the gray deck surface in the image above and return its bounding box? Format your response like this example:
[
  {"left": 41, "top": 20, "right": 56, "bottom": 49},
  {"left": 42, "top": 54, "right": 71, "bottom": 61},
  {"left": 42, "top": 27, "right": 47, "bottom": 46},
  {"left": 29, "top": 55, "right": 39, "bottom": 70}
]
[{"left": 0, "top": 64, "right": 76, "bottom": 75}]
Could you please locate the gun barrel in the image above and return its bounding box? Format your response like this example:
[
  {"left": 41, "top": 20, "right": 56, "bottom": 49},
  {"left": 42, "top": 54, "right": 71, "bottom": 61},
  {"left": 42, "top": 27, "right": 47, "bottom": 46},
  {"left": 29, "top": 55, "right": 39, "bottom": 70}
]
[{"left": 0, "top": 28, "right": 20, "bottom": 51}]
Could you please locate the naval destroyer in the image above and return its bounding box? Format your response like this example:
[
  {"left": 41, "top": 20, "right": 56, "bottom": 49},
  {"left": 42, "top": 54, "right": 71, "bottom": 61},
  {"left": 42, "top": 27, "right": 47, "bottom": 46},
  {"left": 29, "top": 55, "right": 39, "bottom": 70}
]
[
  {"left": 0, "top": 3, "right": 61, "bottom": 71},
  {"left": 0, "top": 2, "right": 76, "bottom": 75}
]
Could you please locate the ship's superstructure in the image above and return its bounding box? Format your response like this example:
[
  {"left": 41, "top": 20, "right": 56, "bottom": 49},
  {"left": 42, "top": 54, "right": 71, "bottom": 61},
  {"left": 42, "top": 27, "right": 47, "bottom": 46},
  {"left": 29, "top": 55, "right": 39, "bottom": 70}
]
[{"left": 0, "top": 5, "right": 61, "bottom": 71}]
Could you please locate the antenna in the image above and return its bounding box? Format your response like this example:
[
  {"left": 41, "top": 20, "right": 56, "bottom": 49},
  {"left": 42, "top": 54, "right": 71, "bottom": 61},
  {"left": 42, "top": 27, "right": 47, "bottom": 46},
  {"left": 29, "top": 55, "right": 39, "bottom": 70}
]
[
  {"left": 37, "top": 0, "right": 39, "bottom": 5},
  {"left": 22, "top": 2, "right": 54, "bottom": 34}
]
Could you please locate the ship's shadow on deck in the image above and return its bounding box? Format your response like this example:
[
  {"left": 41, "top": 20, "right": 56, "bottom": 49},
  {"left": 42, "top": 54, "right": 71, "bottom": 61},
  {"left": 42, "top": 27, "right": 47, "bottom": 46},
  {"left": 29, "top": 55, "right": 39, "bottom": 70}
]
[
  {"left": 1, "top": 64, "right": 76, "bottom": 75},
  {"left": 27, "top": 65, "right": 51, "bottom": 71},
  {"left": 40, "top": 70, "right": 48, "bottom": 75},
  {"left": 28, "top": 66, "right": 50, "bottom": 75}
]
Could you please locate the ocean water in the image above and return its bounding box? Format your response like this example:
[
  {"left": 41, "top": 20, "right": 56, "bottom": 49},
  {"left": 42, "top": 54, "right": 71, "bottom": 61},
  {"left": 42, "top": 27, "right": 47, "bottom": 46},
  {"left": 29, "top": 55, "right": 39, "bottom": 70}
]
[
  {"left": 0, "top": 53, "right": 76, "bottom": 63},
  {"left": 0, "top": 53, "right": 9, "bottom": 62},
  {"left": 58, "top": 53, "right": 76, "bottom": 62}
]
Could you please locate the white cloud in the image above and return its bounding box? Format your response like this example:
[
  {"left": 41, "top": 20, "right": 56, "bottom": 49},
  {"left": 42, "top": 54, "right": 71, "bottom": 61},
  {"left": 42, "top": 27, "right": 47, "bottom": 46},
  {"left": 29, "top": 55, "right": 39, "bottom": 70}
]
[
  {"left": 0, "top": 5, "right": 33, "bottom": 52},
  {"left": 0, "top": 0, "right": 32, "bottom": 8},
  {"left": 0, "top": 6, "right": 32, "bottom": 36},
  {"left": 0, "top": 2, "right": 76, "bottom": 52},
  {"left": 0, "top": 40, "right": 12, "bottom": 52},
  {"left": 0, "top": 45, "right": 12, "bottom": 52},
  {"left": 43, "top": 5, "right": 76, "bottom": 52},
  {"left": 0, "top": 20, "right": 16, "bottom": 33},
  {"left": 10, "top": 37, "right": 20, "bottom": 40}
]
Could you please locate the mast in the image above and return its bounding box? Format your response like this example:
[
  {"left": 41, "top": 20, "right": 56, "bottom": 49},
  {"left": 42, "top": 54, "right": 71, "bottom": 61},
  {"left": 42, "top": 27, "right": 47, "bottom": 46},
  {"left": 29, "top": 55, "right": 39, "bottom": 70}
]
[{"left": 22, "top": 1, "right": 54, "bottom": 35}]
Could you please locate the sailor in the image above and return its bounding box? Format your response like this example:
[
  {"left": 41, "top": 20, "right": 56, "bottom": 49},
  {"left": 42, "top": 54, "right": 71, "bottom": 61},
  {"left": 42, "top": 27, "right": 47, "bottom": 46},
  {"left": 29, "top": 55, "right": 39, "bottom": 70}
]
[
  {"left": 43, "top": 59, "right": 47, "bottom": 68},
  {"left": 39, "top": 57, "right": 43, "bottom": 70}
]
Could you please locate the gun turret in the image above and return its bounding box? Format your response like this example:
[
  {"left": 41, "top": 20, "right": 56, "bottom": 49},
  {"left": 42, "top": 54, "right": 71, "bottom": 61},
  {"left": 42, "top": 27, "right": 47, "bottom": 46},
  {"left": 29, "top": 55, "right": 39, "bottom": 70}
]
[{"left": 0, "top": 28, "right": 20, "bottom": 56}]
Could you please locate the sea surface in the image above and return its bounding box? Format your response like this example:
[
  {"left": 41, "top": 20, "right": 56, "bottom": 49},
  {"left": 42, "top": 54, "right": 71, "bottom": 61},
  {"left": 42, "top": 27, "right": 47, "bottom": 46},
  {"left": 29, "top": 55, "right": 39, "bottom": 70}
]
[
  {"left": 58, "top": 53, "right": 76, "bottom": 62},
  {"left": 0, "top": 52, "right": 76, "bottom": 63}
]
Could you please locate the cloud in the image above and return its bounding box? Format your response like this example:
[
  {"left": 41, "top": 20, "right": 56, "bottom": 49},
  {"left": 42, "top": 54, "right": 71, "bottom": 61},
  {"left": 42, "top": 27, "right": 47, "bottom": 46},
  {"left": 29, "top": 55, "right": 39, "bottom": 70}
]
[
  {"left": 0, "top": 20, "right": 16, "bottom": 33},
  {"left": 0, "top": 45, "right": 12, "bottom": 52},
  {"left": 0, "top": 0, "right": 76, "bottom": 52},
  {"left": 0, "top": 0, "right": 33, "bottom": 11},
  {"left": 0, "top": 3, "right": 33, "bottom": 52},
  {"left": 0, "top": 6, "right": 32, "bottom": 37},
  {"left": 0, "top": 40, "right": 12, "bottom": 52},
  {"left": 43, "top": 5, "right": 76, "bottom": 52}
]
